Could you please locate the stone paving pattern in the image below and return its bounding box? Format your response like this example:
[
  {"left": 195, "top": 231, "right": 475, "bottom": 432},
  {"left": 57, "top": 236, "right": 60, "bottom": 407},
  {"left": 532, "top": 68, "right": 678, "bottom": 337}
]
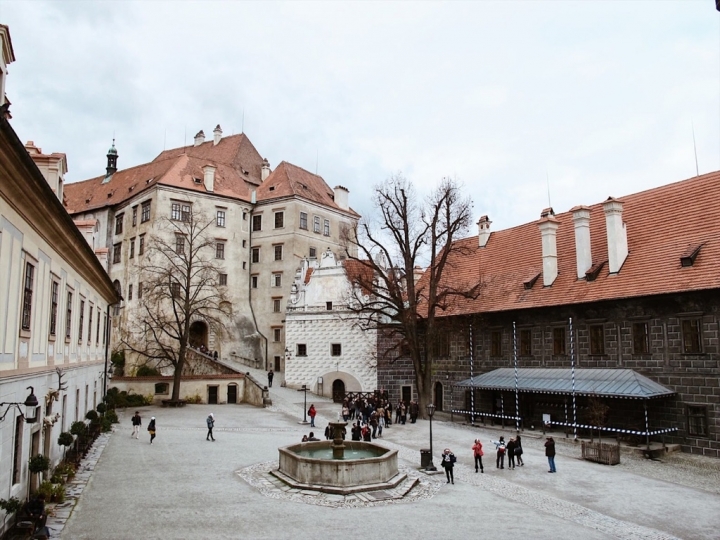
[{"left": 56, "top": 366, "right": 720, "bottom": 539}]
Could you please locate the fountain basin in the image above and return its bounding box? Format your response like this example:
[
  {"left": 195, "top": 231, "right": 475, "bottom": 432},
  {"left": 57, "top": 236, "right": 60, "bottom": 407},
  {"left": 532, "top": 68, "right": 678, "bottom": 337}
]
[{"left": 273, "top": 441, "right": 403, "bottom": 494}]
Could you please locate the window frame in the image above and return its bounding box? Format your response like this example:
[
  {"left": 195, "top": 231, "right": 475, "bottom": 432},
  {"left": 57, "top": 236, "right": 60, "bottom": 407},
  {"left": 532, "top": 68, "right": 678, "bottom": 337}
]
[
  {"left": 129, "top": 237, "right": 135, "bottom": 259},
  {"left": 216, "top": 241, "right": 225, "bottom": 260},
  {"left": 632, "top": 322, "right": 649, "bottom": 355},
  {"left": 553, "top": 327, "right": 567, "bottom": 356},
  {"left": 87, "top": 303, "right": 94, "bottom": 342},
  {"left": 681, "top": 318, "right": 702, "bottom": 354},
  {"left": 519, "top": 328, "right": 532, "bottom": 356},
  {"left": 252, "top": 214, "right": 262, "bottom": 232},
  {"left": 49, "top": 279, "right": 59, "bottom": 337},
  {"left": 175, "top": 235, "right": 185, "bottom": 255},
  {"left": 313, "top": 215, "right": 321, "bottom": 233},
  {"left": 323, "top": 219, "right": 330, "bottom": 236},
  {"left": 589, "top": 324, "right": 605, "bottom": 355},
  {"left": 219, "top": 273, "right": 228, "bottom": 286},
  {"left": 78, "top": 298, "right": 85, "bottom": 344},
  {"left": 331, "top": 343, "right": 342, "bottom": 357},
  {"left": 141, "top": 201, "right": 151, "bottom": 223},
  {"left": 132, "top": 206, "right": 138, "bottom": 227},
  {"left": 687, "top": 404, "right": 708, "bottom": 437},
  {"left": 272, "top": 297, "right": 282, "bottom": 313},
  {"left": 299, "top": 212, "right": 308, "bottom": 230},
  {"left": 251, "top": 247, "right": 260, "bottom": 263},
  {"left": 297, "top": 343, "right": 307, "bottom": 357},
  {"left": 274, "top": 244, "right": 283, "bottom": 261},
  {"left": 309, "top": 247, "right": 317, "bottom": 259},
  {"left": 113, "top": 243, "right": 122, "bottom": 264},
  {"left": 115, "top": 213, "right": 124, "bottom": 235},
  {"left": 272, "top": 273, "right": 282, "bottom": 287},
  {"left": 251, "top": 275, "right": 258, "bottom": 289},
  {"left": 138, "top": 235, "right": 145, "bottom": 255},
  {"left": 273, "top": 328, "right": 282, "bottom": 342},
  {"left": 20, "top": 261, "right": 35, "bottom": 332},
  {"left": 216, "top": 209, "right": 226, "bottom": 228},
  {"left": 65, "top": 290, "right": 73, "bottom": 341},
  {"left": 274, "top": 211, "right": 284, "bottom": 229},
  {"left": 490, "top": 330, "right": 502, "bottom": 357}
]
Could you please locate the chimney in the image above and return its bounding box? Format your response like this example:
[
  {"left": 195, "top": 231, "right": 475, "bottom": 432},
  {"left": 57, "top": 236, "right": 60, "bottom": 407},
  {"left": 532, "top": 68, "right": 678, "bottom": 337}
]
[
  {"left": 603, "top": 197, "right": 628, "bottom": 273},
  {"left": 194, "top": 130, "right": 205, "bottom": 146},
  {"left": 261, "top": 158, "right": 271, "bottom": 181},
  {"left": 333, "top": 185, "right": 349, "bottom": 210},
  {"left": 251, "top": 190, "right": 256, "bottom": 204},
  {"left": 213, "top": 124, "right": 222, "bottom": 146},
  {"left": 477, "top": 215, "right": 491, "bottom": 247},
  {"left": 538, "top": 212, "right": 560, "bottom": 287},
  {"left": 203, "top": 164, "right": 216, "bottom": 192},
  {"left": 571, "top": 206, "right": 592, "bottom": 279}
]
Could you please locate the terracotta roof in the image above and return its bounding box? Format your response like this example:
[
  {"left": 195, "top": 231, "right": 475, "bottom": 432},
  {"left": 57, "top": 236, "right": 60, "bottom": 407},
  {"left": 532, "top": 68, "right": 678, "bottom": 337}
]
[
  {"left": 304, "top": 267, "right": 314, "bottom": 284},
  {"left": 342, "top": 259, "right": 375, "bottom": 296},
  {"left": 257, "top": 161, "right": 360, "bottom": 217},
  {"left": 435, "top": 170, "right": 720, "bottom": 316}
]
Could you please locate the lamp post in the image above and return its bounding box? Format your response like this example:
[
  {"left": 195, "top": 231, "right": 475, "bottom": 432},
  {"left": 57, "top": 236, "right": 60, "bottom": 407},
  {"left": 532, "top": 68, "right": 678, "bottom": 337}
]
[
  {"left": 0, "top": 386, "right": 39, "bottom": 423},
  {"left": 425, "top": 402, "right": 437, "bottom": 471},
  {"left": 297, "top": 385, "right": 309, "bottom": 424}
]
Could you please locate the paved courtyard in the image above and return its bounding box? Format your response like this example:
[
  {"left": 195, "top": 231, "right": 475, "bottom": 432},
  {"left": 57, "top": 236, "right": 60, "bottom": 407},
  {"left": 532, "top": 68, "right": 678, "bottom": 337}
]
[{"left": 58, "top": 370, "right": 720, "bottom": 539}]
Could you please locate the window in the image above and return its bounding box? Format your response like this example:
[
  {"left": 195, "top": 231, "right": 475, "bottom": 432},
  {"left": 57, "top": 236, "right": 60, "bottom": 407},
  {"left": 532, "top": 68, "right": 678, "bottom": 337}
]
[
  {"left": 491, "top": 331, "right": 502, "bottom": 357},
  {"left": 21, "top": 262, "right": 34, "bottom": 331},
  {"left": 274, "top": 212, "right": 284, "bottom": 228},
  {"left": 115, "top": 213, "right": 124, "bottom": 235},
  {"left": 252, "top": 215, "right": 262, "bottom": 231},
  {"left": 65, "top": 291, "right": 73, "bottom": 339},
  {"left": 682, "top": 319, "right": 702, "bottom": 353},
  {"left": 138, "top": 282, "right": 143, "bottom": 300},
  {"left": 128, "top": 285, "right": 133, "bottom": 301},
  {"left": 273, "top": 298, "right": 281, "bottom": 312},
  {"left": 331, "top": 343, "right": 342, "bottom": 356},
  {"left": 687, "top": 405, "right": 708, "bottom": 436},
  {"left": 139, "top": 235, "right": 145, "bottom": 255},
  {"left": 102, "top": 315, "right": 106, "bottom": 345},
  {"left": 251, "top": 275, "right": 258, "bottom": 289},
  {"left": 309, "top": 247, "right": 317, "bottom": 258},
  {"left": 242, "top": 240, "right": 246, "bottom": 248},
  {"left": 96, "top": 307, "right": 101, "bottom": 345},
  {"left": 216, "top": 210, "right": 226, "bottom": 227},
  {"left": 175, "top": 235, "right": 185, "bottom": 255},
  {"left": 132, "top": 206, "right": 138, "bottom": 226},
  {"left": 297, "top": 344, "right": 307, "bottom": 356},
  {"left": 219, "top": 273, "right": 228, "bottom": 286},
  {"left": 141, "top": 201, "right": 151, "bottom": 223},
  {"left": 326, "top": 301, "right": 333, "bottom": 310},
  {"left": 216, "top": 242, "right": 225, "bottom": 259},
  {"left": 242, "top": 261, "right": 246, "bottom": 270},
  {"left": 155, "top": 383, "right": 170, "bottom": 395},
  {"left": 272, "top": 273, "right": 282, "bottom": 287},
  {"left": 553, "top": 327, "right": 566, "bottom": 355},
  {"left": 243, "top": 211, "right": 247, "bottom": 221},
  {"left": 252, "top": 248, "right": 260, "bottom": 263},
  {"left": 324, "top": 219, "right": 330, "bottom": 236},
  {"left": 433, "top": 332, "right": 450, "bottom": 357},
  {"left": 520, "top": 329, "right": 532, "bottom": 356},
  {"left": 274, "top": 245, "right": 283, "bottom": 261},
  {"left": 171, "top": 203, "right": 181, "bottom": 220},
  {"left": 87, "top": 304, "right": 94, "bottom": 342},
  {"left": 113, "top": 243, "right": 121, "bottom": 264},
  {"left": 129, "top": 238, "right": 135, "bottom": 258},
  {"left": 313, "top": 216, "right": 321, "bottom": 233},
  {"left": 273, "top": 328, "right": 281, "bottom": 342},
  {"left": 171, "top": 202, "right": 190, "bottom": 222},
  {"left": 78, "top": 299, "right": 84, "bottom": 343},
  {"left": 633, "top": 323, "right": 649, "bottom": 354},
  {"left": 49, "top": 281, "right": 59, "bottom": 336},
  {"left": 300, "top": 212, "right": 308, "bottom": 230},
  {"left": 170, "top": 282, "right": 181, "bottom": 298},
  {"left": 589, "top": 325, "right": 605, "bottom": 355}
]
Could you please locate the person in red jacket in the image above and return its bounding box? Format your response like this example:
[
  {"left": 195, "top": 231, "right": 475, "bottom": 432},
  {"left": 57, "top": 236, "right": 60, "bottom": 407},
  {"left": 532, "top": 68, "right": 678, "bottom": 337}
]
[
  {"left": 308, "top": 404, "right": 317, "bottom": 427},
  {"left": 472, "top": 439, "right": 484, "bottom": 473}
]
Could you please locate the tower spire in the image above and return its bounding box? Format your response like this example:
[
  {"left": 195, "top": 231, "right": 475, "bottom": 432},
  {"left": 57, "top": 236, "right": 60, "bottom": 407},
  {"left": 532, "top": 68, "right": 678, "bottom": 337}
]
[{"left": 105, "top": 138, "right": 118, "bottom": 178}]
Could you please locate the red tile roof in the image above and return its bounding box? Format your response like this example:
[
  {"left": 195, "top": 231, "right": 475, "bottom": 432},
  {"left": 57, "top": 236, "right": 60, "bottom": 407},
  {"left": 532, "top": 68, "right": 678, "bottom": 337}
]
[
  {"left": 342, "top": 259, "right": 375, "bottom": 296},
  {"left": 257, "top": 161, "right": 360, "bottom": 217},
  {"left": 435, "top": 170, "right": 720, "bottom": 316}
]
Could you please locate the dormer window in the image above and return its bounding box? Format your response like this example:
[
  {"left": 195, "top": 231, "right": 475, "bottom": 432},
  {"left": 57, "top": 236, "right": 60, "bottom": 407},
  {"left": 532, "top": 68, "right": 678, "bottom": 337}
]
[{"left": 680, "top": 244, "right": 703, "bottom": 267}]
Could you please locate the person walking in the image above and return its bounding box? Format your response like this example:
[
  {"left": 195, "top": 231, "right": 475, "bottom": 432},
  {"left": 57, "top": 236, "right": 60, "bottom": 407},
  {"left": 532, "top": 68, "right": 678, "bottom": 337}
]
[
  {"left": 492, "top": 436, "right": 506, "bottom": 469},
  {"left": 507, "top": 438, "right": 516, "bottom": 469},
  {"left": 131, "top": 411, "right": 142, "bottom": 439},
  {"left": 515, "top": 434, "right": 524, "bottom": 466},
  {"left": 472, "top": 439, "right": 484, "bottom": 473},
  {"left": 545, "top": 436, "right": 557, "bottom": 473},
  {"left": 206, "top": 413, "right": 215, "bottom": 441},
  {"left": 409, "top": 401, "right": 419, "bottom": 423},
  {"left": 308, "top": 404, "right": 317, "bottom": 427},
  {"left": 267, "top": 369, "right": 274, "bottom": 388},
  {"left": 441, "top": 448, "right": 457, "bottom": 484},
  {"left": 148, "top": 417, "right": 156, "bottom": 444},
  {"left": 400, "top": 402, "right": 407, "bottom": 424}
]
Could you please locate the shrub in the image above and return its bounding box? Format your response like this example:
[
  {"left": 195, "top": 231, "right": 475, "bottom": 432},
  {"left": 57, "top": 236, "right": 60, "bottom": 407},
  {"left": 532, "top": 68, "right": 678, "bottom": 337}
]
[
  {"left": 185, "top": 393, "right": 203, "bottom": 404},
  {"left": 57, "top": 432, "right": 74, "bottom": 448},
  {"left": 101, "top": 417, "right": 113, "bottom": 432},
  {"left": 136, "top": 365, "right": 160, "bottom": 377},
  {"left": 55, "top": 462, "right": 75, "bottom": 478},
  {"left": 70, "top": 421, "right": 87, "bottom": 437},
  {"left": 37, "top": 481, "right": 54, "bottom": 499},
  {"left": 96, "top": 403, "right": 107, "bottom": 414},
  {"left": 28, "top": 454, "right": 50, "bottom": 474},
  {"left": 85, "top": 410, "right": 99, "bottom": 423},
  {"left": 105, "top": 410, "right": 119, "bottom": 424},
  {"left": 126, "top": 393, "right": 146, "bottom": 407},
  {"left": 51, "top": 483, "right": 66, "bottom": 503},
  {"left": 0, "top": 497, "right": 22, "bottom": 515}
]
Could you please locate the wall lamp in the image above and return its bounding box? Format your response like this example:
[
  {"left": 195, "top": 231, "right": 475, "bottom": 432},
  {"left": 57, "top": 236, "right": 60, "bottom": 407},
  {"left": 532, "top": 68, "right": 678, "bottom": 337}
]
[{"left": 0, "top": 386, "right": 39, "bottom": 423}]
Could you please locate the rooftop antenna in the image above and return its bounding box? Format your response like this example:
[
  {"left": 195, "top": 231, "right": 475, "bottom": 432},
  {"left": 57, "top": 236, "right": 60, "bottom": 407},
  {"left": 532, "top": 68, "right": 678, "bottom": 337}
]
[
  {"left": 692, "top": 120, "right": 699, "bottom": 177},
  {"left": 546, "top": 169, "right": 552, "bottom": 209}
]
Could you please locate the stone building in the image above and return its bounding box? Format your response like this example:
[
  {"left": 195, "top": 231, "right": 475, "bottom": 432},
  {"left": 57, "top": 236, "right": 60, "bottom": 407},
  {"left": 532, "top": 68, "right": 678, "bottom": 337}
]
[
  {"left": 378, "top": 170, "right": 720, "bottom": 456},
  {"left": 63, "top": 129, "right": 359, "bottom": 375},
  {"left": 0, "top": 23, "right": 119, "bottom": 528},
  {"left": 285, "top": 250, "right": 376, "bottom": 400}
]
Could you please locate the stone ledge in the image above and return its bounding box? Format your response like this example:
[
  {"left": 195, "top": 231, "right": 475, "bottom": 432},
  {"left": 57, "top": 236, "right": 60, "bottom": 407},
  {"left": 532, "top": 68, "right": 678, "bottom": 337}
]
[{"left": 270, "top": 468, "right": 408, "bottom": 495}]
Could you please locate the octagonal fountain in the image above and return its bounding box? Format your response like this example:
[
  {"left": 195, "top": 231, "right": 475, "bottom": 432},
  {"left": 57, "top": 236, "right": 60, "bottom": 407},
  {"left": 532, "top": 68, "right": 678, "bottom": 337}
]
[{"left": 271, "top": 422, "right": 406, "bottom": 495}]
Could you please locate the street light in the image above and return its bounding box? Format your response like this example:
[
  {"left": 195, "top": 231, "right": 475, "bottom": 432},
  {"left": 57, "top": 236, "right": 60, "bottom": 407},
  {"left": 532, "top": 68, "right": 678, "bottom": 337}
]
[
  {"left": 297, "top": 385, "right": 309, "bottom": 424},
  {"left": 0, "top": 386, "right": 39, "bottom": 423},
  {"left": 425, "top": 402, "right": 437, "bottom": 471}
]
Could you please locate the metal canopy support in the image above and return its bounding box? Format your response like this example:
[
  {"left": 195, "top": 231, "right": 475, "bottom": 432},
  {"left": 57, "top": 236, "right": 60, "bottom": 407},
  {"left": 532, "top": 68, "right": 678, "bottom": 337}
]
[
  {"left": 570, "top": 317, "right": 577, "bottom": 440},
  {"left": 644, "top": 399, "right": 650, "bottom": 450},
  {"left": 513, "top": 321, "right": 519, "bottom": 433}
]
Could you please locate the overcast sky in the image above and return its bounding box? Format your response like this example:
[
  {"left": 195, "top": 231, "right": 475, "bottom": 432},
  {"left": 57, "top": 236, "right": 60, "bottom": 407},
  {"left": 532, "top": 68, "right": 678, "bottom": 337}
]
[{"left": 3, "top": 1, "right": 719, "bottom": 233}]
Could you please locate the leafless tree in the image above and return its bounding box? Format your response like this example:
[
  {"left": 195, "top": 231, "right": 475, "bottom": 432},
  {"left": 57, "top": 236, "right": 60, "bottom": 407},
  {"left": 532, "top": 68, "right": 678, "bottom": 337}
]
[
  {"left": 342, "top": 174, "right": 478, "bottom": 418},
  {"left": 120, "top": 212, "right": 231, "bottom": 402}
]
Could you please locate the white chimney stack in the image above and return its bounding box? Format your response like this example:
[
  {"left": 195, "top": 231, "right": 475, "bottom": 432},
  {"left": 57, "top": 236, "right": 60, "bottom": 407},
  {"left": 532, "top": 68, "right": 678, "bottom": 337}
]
[
  {"left": 194, "top": 130, "right": 205, "bottom": 146},
  {"left": 571, "top": 206, "right": 592, "bottom": 279},
  {"left": 203, "top": 164, "right": 216, "bottom": 192},
  {"left": 538, "top": 211, "right": 560, "bottom": 287},
  {"left": 603, "top": 197, "right": 628, "bottom": 273},
  {"left": 333, "top": 185, "right": 349, "bottom": 210},
  {"left": 477, "top": 215, "right": 491, "bottom": 247},
  {"left": 213, "top": 125, "right": 222, "bottom": 146},
  {"left": 261, "top": 158, "right": 271, "bottom": 181}
]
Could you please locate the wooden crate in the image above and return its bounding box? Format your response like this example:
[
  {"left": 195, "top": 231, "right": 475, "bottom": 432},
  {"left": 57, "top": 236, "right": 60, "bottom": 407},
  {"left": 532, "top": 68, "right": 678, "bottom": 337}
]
[{"left": 581, "top": 441, "right": 620, "bottom": 465}]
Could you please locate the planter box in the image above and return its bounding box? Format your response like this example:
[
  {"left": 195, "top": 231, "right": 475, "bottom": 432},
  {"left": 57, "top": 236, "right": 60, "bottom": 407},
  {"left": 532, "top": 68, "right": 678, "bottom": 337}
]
[{"left": 582, "top": 441, "right": 620, "bottom": 465}]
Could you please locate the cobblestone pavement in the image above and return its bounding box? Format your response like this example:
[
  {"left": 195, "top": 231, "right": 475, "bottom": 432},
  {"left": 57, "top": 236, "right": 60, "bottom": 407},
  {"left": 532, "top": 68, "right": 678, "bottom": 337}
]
[{"left": 58, "top": 374, "right": 720, "bottom": 539}]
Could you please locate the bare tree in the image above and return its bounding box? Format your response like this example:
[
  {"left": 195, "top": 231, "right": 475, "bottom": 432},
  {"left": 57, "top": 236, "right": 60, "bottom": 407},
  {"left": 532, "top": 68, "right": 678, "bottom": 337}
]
[
  {"left": 121, "top": 212, "right": 231, "bottom": 402},
  {"left": 343, "top": 174, "right": 478, "bottom": 418}
]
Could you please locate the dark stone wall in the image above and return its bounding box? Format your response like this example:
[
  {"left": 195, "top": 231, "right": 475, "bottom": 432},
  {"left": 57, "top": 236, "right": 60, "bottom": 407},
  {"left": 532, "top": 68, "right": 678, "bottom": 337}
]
[{"left": 376, "top": 291, "right": 720, "bottom": 456}]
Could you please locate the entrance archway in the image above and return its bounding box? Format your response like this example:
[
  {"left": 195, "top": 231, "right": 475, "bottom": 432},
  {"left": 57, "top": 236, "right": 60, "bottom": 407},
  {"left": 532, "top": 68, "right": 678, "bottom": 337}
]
[
  {"left": 434, "top": 382, "right": 444, "bottom": 411},
  {"left": 189, "top": 321, "right": 208, "bottom": 349},
  {"left": 332, "top": 379, "right": 346, "bottom": 403}
]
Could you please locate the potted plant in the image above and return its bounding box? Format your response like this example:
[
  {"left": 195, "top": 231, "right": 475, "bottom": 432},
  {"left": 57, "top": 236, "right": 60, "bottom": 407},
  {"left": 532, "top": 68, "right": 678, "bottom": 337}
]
[
  {"left": 28, "top": 454, "right": 51, "bottom": 484},
  {"left": 0, "top": 496, "right": 22, "bottom": 529},
  {"left": 57, "top": 432, "right": 73, "bottom": 461}
]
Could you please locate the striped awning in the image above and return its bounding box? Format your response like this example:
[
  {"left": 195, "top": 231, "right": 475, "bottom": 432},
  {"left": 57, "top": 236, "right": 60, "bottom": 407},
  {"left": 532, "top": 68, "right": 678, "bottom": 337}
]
[{"left": 453, "top": 368, "right": 675, "bottom": 399}]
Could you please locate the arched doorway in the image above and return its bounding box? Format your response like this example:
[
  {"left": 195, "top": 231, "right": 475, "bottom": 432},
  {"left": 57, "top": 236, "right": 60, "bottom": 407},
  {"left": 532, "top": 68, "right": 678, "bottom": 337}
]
[
  {"left": 332, "top": 379, "right": 346, "bottom": 403},
  {"left": 434, "top": 382, "right": 444, "bottom": 411},
  {"left": 189, "top": 321, "right": 208, "bottom": 349}
]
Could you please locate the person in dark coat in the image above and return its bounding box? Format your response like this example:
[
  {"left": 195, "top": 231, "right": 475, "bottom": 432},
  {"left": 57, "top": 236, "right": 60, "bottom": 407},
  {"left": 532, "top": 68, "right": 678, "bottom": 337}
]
[
  {"left": 409, "top": 401, "right": 419, "bottom": 423},
  {"left": 148, "top": 417, "right": 156, "bottom": 444},
  {"left": 507, "top": 438, "right": 516, "bottom": 469},
  {"left": 131, "top": 411, "right": 142, "bottom": 439},
  {"left": 206, "top": 413, "right": 215, "bottom": 441},
  {"left": 545, "top": 436, "right": 557, "bottom": 473},
  {"left": 267, "top": 369, "right": 274, "bottom": 388},
  {"left": 515, "top": 434, "right": 524, "bottom": 466},
  {"left": 492, "top": 436, "right": 506, "bottom": 469},
  {"left": 441, "top": 448, "right": 457, "bottom": 484}
]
